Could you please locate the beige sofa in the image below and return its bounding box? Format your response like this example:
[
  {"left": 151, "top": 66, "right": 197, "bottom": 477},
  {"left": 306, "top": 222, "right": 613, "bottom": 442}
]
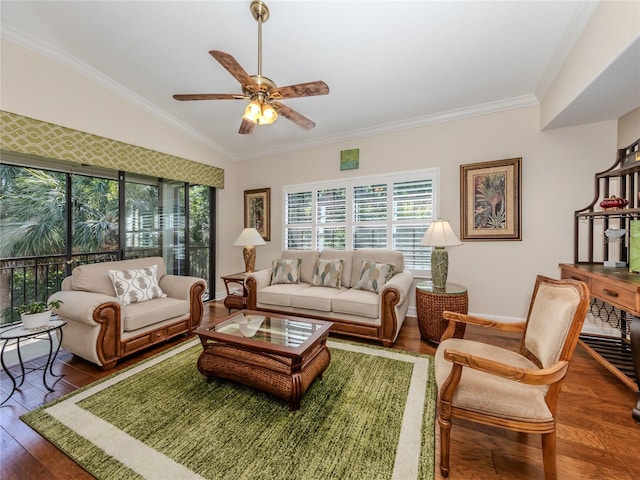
[
  {"left": 49, "top": 257, "right": 207, "bottom": 370},
  {"left": 246, "top": 249, "right": 413, "bottom": 346}
]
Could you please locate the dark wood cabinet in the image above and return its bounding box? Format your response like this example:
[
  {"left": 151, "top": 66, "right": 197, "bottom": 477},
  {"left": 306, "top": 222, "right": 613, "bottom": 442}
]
[{"left": 561, "top": 138, "right": 640, "bottom": 422}]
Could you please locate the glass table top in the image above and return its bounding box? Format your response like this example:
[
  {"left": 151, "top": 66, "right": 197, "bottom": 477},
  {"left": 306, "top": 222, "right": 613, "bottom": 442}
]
[
  {"left": 208, "top": 312, "right": 328, "bottom": 348},
  {"left": 416, "top": 281, "right": 467, "bottom": 294},
  {"left": 0, "top": 319, "right": 67, "bottom": 340}
]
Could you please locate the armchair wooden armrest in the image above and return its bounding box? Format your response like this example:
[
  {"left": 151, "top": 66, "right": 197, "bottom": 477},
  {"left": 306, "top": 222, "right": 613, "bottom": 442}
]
[
  {"left": 443, "top": 348, "right": 569, "bottom": 386},
  {"left": 441, "top": 311, "right": 527, "bottom": 341}
]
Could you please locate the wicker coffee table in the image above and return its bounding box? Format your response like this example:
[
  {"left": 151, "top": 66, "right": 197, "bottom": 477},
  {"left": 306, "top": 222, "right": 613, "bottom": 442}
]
[{"left": 195, "top": 310, "right": 333, "bottom": 411}]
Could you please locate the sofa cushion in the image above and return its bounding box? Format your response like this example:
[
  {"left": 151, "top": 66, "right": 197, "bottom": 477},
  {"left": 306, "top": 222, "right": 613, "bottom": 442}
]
[
  {"left": 332, "top": 289, "right": 379, "bottom": 319},
  {"left": 259, "top": 283, "right": 311, "bottom": 307},
  {"left": 310, "top": 258, "right": 344, "bottom": 288},
  {"left": 320, "top": 250, "right": 354, "bottom": 288},
  {"left": 291, "top": 286, "right": 346, "bottom": 312},
  {"left": 350, "top": 249, "right": 404, "bottom": 287},
  {"left": 354, "top": 260, "right": 394, "bottom": 293},
  {"left": 271, "top": 258, "right": 301, "bottom": 285},
  {"left": 108, "top": 264, "right": 167, "bottom": 305},
  {"left": 281, "top": 250, "right": 320, "bottom": 284},
  {"left": 123, "top": 297, "right": 189, "bottom": 332},
  {"left": 71, "top": 257, "right": 167, "bottom": 297}
]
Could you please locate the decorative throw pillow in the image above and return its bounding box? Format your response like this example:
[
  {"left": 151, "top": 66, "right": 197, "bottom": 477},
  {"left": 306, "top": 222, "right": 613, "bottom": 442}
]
[
  {"left": 108, "top": 264, "right": 166, "bottom": 305},
  {"left": 354, "top": 260, "right": 394, "bottom": 293},
  {"left": 270, "top": 258, "right": 301, "bottom": 285},
  {"left": 310, "top": 258, "right": 344, "bottom": 288}
]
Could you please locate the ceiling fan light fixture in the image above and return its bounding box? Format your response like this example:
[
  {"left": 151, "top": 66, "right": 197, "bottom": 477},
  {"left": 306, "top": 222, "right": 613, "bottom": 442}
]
[
  {"left": 242, "top": 100, "right": 262, "bottom": 123},
  {"left": 259, "top": 103, "right": 278, "bottom": 125}
]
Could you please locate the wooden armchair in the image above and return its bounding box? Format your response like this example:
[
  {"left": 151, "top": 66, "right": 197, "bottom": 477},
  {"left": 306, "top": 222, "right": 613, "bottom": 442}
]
[{"left": 435, "top": 275, "right": 590, "bottom": 479}]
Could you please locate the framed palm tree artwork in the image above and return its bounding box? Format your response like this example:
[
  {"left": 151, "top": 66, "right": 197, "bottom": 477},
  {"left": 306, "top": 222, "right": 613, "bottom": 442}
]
[
  {"left": 460, "top": 158, "right": 522, "bottom": 241},
  {"left": 244, "top": 188, "right": 271, "bottom": 241}
]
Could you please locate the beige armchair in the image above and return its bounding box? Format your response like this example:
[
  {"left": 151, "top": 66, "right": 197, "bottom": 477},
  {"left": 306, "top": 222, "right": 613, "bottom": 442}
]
[
  {"left": 435, "top": 275, "right": 590, "bottom": 479},
  {"left": 49, "top": 257, "right": 206, "bottom": 370}
]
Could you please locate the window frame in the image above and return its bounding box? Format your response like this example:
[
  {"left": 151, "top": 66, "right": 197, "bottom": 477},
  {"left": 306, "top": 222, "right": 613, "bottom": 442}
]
[{"left": 283, "top": 168, "right": 439, "bottom": 276}]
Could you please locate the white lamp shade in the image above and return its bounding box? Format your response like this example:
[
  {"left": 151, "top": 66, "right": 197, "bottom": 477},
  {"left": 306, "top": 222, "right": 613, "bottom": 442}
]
[
  {"left": 233, "top": 227, "right": 266, "bottom": 247},
  {"left": 420, "top": 219, "right": 462, "bottom": 247}
]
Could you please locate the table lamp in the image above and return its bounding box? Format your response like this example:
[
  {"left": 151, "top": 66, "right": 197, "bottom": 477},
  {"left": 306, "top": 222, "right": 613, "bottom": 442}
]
[
  {"left": 233, "top": 228, "right": 266, "bottom": 273},
  {"left": 420, "top": 219, "right": 462, "bottom": 289}
]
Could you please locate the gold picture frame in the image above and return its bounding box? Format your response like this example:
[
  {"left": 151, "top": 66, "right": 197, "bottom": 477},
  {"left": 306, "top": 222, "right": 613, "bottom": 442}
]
[
  {"left": 244, "top": 188, "right": 271, "bottom": 241},
  {"left": 460, "top": 158, "right": 522, "bottom": 241}
]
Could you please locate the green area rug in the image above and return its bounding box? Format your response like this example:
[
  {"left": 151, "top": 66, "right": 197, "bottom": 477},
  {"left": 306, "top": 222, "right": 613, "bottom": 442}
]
[{"left": 22, "top": 339, "right": 436, "bottom": 480}]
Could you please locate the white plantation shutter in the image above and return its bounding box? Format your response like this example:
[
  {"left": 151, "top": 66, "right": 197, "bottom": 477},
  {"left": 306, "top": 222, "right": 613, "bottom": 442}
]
[
  {"left": 285, "top": 191, "right": 313, "bottom": 249},
  {"left": 353, "top": 184, "right": 387, "bottom": 222},
  {"left": 286, "top": 191, "right": 312, "bottom": 224},
  {"left": 317, "top": 188, "right": 346, "bottom": 223},
  {"left": 283, "top": 169, "right": 437, "bottom": 273},
  {"left": 393, "top": 179, "right": 433, "bottom": 270},
  {"left": 353, "top": 183, "right": 387, "bottom": 249},
  {"left": 316, "top": 188, "right": 346, "bottom": 249}
]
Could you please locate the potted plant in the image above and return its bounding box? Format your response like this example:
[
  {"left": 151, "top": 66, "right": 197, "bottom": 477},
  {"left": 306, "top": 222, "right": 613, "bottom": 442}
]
[{"left": 16, "top": 300, "right": 63, "bottom": 330}]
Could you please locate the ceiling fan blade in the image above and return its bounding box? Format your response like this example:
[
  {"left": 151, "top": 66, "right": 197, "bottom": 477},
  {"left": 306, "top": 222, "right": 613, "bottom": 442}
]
[
  {"left": 173, "top": 94, "right": 245, "bottom": 101},
  {"left": 272, "top": 81, "right": 329, "bottom": 100},
  {"left": 272, "top": 101, "right": 316, "bottom": 130},
  {"left": 209, "top": 50, "right": 256, "bottom": 88},
  {"left": 239, "top": 119, "right": 256, "bottom": 135}
]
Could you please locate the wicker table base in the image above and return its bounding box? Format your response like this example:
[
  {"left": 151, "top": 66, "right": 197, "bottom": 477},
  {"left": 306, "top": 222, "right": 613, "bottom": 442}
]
[
  {"left": 195, "top": 311, "right": 333, "bottom": 411},
  {"left": 416, "top": 282, "right": 468, "bottom": 345},
  {"left": 197, "top": 341, "right": 330, "bottom": 411}
]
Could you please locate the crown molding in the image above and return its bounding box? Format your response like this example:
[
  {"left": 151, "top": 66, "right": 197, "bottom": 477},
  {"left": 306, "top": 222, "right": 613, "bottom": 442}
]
[
  {"left": 3, "top": 23, "right": 539, "bottom": 163},
  {"left": 1, "top": 24, "right": 233, "bottom": 159},
  {"left": 234, "top": 94, "right": 539, "bottom": 161}
]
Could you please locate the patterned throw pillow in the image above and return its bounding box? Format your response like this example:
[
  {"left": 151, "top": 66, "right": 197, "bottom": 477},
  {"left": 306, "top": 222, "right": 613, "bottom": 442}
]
[
  {"left": 270, "top": 258, "right": 301, "bottom": 285},
  {"left": 108, "top": 264, "right": 167, "bottom": 305},
  {"left": 353, "top": 260, "right": 395, "bottom": 293},
  {"left": 310, "top": 258, "right": 344, "bottom": 288}
]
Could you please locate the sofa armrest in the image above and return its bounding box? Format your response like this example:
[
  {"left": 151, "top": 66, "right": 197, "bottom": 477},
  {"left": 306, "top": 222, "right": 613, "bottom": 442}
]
[
  {"left": 159, "top": 274, "right": 206, "bottom": 301},
  {"left": 48, "top": 290, "right": 121, "bottom": 327},
  {"left": 380, "top": 269, "right": 414, "bottom": 305},
  {"left": 246, "top": 268, "right": 272, "bottom": 309},
  {"left": 246, "top": 268, "right": 272, "bottom": 290},
  {"left": 378, "top": 269, "right": 414, "bottom": 346}
]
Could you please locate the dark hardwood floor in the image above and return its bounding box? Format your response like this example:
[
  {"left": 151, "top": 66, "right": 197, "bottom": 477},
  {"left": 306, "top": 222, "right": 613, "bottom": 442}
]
[{"left": 1, "top": 302, "right": 639, "bottom": 479}]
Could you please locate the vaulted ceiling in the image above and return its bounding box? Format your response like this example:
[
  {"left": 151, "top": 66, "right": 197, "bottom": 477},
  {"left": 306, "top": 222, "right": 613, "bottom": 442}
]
[{"left": 1, "top": 1, "right": 638, "bottom": 160}]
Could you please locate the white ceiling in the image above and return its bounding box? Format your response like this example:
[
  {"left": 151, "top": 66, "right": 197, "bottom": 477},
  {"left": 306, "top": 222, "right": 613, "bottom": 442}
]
[{"left": 1, "top": 1, "right": 637, "bottom": 161}]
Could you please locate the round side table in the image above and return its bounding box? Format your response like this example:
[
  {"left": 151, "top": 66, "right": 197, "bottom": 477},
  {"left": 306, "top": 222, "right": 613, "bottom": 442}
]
[
  {"left": 416, "top": 281, "right": 468, "bottom": 345},
  {"left": 0, "top": 319, "right": 66, "bottom": 405}
]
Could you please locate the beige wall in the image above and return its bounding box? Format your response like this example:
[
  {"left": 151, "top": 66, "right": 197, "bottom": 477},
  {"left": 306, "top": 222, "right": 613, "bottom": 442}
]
[
  {"left": 238, "top": 107, "right": 617, "bottom": 319},
  {"left": 617, "top": 107, "right": 640, "bottom": 147}
]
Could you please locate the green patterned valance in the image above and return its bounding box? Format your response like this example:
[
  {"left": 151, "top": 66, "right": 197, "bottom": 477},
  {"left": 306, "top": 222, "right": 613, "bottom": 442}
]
[{"left": 0, "top": 111, "right": 224, "bottom": 188}]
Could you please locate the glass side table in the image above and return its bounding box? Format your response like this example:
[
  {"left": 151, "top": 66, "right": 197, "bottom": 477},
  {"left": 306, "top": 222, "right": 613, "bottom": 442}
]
[
  {"left": 0, "top": 319, "right": 66, "bottom": 405},
  {"left": 415, "top": 281, "right": 468, "bottom": 345}
]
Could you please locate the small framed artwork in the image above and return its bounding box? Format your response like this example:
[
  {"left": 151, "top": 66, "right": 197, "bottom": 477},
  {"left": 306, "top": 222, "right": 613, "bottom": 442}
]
[
  {"left": 340, "top": 148, "right": 359, "bottom": 170},
  {"left": 460, "top": 157, "right": 522, "bottom": 241},
  {"left": 244, "top": 188, "right": 271, "bottom": 241}
]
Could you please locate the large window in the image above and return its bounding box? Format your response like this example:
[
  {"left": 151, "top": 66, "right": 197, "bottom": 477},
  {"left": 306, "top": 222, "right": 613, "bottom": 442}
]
[
  {"left": 284, "top": 169, "right": 438, "bottom": 274},
  {"left": 0, "top": 157, "right": 216, "bottom": 323}
]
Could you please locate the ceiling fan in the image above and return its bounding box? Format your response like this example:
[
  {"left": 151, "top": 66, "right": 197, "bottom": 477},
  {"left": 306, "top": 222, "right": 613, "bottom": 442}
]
[{"left": 173, "top": 0, "right": 329, "bottom": 135}]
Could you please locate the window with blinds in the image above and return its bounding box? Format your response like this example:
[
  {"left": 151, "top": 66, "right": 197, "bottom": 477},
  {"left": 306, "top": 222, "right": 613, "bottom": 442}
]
[{"left": 284, "top": 169, "right": 438, "bottom": 274}]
